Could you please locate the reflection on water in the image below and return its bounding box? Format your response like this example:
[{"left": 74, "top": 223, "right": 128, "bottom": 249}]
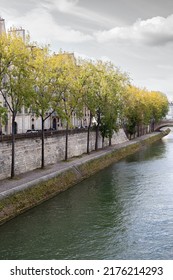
[{"left": 0, "top": 130, "right": 173, "bottom": 259}]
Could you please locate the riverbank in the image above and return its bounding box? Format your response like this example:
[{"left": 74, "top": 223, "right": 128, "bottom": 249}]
[{"left": 0, "top": 129, "right": 170, "bottom": 225}]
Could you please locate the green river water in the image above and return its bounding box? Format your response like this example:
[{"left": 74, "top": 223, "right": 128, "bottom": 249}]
[{"left": 0, "top": 130, "right": 173, "bottom": 260}]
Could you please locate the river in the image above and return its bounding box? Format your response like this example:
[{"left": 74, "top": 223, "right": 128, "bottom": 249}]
[{"left": 0, "top": 129, "right": 173, "bottom": 260}]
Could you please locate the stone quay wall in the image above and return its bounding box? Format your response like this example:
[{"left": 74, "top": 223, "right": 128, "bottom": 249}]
[{"left": 0, "top": 129, "right": 128, "bottom": 180}]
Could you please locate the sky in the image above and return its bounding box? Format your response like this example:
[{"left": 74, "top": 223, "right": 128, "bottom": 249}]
[{"left": 1, "top": 0, "right": 173, "bottom": 100}]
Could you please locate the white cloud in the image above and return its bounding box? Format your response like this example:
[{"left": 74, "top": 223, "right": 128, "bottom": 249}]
[
  {"left": 157, "top": 64, "right": 173, "bottom": 70},
  {"left": 43, "top": 0, "right": 78, "bottom": 12},
  {"left": 3, "top": 7, "right": 93, "bottom": 44},
  {"left": 43, "top": 0, "right": 116, "bottom": 28},
  {"left": 95, "top": 14, "right": 173, "bottom": 46}
]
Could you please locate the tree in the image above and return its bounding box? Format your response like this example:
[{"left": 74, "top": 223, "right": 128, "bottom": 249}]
[
  {"left": 148, "top": 91, "right": 168, "bottom": 130},
  {"left": 0, "top": 32, "right": 34, "bottom": 178},
  {"left": 122, "top": 86, "right": 169, "bottom": 138},
  {"left": 91, "top": 60, "right": 128, "bottom": 150},
  {"left": 77, "top": 59, "right": 99, "bottom": 154},
  {"left": 78, "top": 59, "right": 129, "bottom": 152},
  {"left": 30, "top": 46, "right": 62, "bottom": 168},
  {"left": 54, "top": 53, "right": 83, "bottom": 161},
  {"left": 99, "top": 104, "right": 119, "bottom": 147},
  {"left": 99, "top": 63, "right": 128, "bottom": 146},
  {"left": 123, "top": 86, "right": 144, "bottom": 138}
]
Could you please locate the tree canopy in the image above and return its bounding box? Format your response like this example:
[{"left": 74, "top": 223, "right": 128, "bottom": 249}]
[
  {"left": 122, "top": 85, "right": 169, "bottom": 138},
  {"left": 0, "top": 30, "right": 169, "bottom": 174},
  {"left": 0, "top": 32, "right": 34, "bottom": 177}
]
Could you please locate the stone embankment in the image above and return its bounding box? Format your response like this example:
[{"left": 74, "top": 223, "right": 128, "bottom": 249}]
[
  {"left": 0, "top": 129, "right": 127, "bottom": 180},
  {"left": 0, "top": 129, "right": 170, "bottom": 225}
]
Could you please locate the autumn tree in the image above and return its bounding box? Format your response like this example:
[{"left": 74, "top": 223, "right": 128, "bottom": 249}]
[
  {"left": 54, "top": 53, "right": 83, "bottom": 161},
  {"left": 77, "top": 59, "right": 129, "bottom": 151},
  {"left": 30, "top": 46, "right": 62, "bottom": 168},
  {"left": 122, "top": 86, "right": 144, "bottom": 138},
  {"left": 99, "top": 103, "right": 119, "bottom": 147},
  {"left": 147, "top": 91, "right": 169, "bottom": 131},
  {"left": 122, "top": 86, "right": 169, "bottom": 139},
  {"left": 99, "top": 63, "right": 129, "bottom": 146},
  {"left": 0, "top": 32, "right": 33, "bottom": 177},
  {"left": 77, "top": 59, "right": 99, "bottom": 154},
  {"left": 90, "top": 61, "right": 128, "bottom": 149}
]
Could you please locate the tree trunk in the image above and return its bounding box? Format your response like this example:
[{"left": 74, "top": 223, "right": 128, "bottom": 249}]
[
  {"left": 41, "top": 117, "right": 45, "bottom": 169},
  {"left": 95, "top": 112, "right": 100, "bottom": 151},
  {"left": 95, "top": 124, "right": 99, "bottom": 150},
  {"left": 109, "top": 136, "right": 112, "bottom": 146},
  {"left": 65, "top": 122, "right": 69, "bottom": 161},
  {"left": 11, "top": 114, "right": 15, "bottom": 178},
  {"left": 87, "top": 114, "right": 92, "bottom": 154}
]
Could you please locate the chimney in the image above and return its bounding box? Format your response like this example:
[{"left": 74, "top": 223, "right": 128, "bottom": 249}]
[{"left": 0, "top": 17, "right": 6, "bottom": 34}]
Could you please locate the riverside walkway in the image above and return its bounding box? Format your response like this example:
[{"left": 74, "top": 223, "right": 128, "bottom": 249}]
[
  {"left": 0, "top": 132, "right": 165, "bottom": 198},
  {"left": 0, "top": 140, "right": 129, "bottom": 195}
]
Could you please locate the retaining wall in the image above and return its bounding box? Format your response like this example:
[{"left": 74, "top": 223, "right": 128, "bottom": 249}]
[{"left": 0, "top": 129, "right": 127, "bottom": 180}]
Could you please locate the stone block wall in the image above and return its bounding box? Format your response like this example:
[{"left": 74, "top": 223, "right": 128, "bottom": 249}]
[{"left": 0, "top": 129, "right": 128, "bottom": 180}]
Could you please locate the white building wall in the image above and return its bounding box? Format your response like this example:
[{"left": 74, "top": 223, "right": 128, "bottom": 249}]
[{"left": 166, "top": 103, "right": 173, "bottom": 119}]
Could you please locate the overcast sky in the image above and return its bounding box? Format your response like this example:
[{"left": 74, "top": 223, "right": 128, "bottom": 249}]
[{"left": 1, "top": 0, "right": 173, "bottom": 100}]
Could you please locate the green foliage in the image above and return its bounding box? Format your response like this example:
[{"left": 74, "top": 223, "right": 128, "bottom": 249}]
[
  {"left": 53, "top": 52, "right": 83, "bottom": 125},
  {"left": 77, "top": 59, "right": 129, "bottom": 148},
  {"left": 30, "top": 46, "right": 61, "bottom": 120},
  {"left": 0, "top": 33, "right": 34, "bottom": 116},
  {"left": 0, "top": 32, "right": 35, "bottom": 177},
  {"left": 0, "top": 103, "right": 7, "bottom": 125}
]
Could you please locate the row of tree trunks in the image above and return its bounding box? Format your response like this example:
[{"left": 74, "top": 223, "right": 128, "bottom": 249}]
[{"left": 125, "top": 123, "right": 155, "bottom": 140}]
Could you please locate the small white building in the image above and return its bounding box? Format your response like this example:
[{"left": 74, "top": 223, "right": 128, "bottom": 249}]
[{"left": 166, "top": 102, "right": 173, "bottom": 120}]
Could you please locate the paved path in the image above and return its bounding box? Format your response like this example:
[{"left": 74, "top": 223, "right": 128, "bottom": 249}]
[
  {"left": 0, "top": 132, "right": 160, "bottom": 197},
  {"left": 0, "top": 140, "right": 132, "bottom": 195}
]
